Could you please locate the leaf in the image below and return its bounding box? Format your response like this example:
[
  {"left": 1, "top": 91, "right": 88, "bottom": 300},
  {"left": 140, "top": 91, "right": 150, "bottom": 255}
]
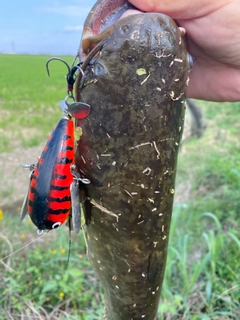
[
  {"left": 75, "top": 126, "right": 83, "bottom": 141},
  {"left": 228, "top": 232, "right": 240, "bottom": 247},
  {"left": 42, "top": 280, "right": 58, "bottom": 293},
  {"left": 136, "top": 68, "right": 147, "bottom": 76}
]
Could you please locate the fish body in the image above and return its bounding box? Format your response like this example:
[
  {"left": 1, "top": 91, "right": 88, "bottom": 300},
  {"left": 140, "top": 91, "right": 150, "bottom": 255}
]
[{"left": 75, "top": 7, "right": 191, "bottom": 320}]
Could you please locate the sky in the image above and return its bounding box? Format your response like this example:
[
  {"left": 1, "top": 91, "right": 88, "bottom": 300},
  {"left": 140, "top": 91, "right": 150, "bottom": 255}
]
[{"left": 0, "top": 0, "right": 96, "bottom": 55}]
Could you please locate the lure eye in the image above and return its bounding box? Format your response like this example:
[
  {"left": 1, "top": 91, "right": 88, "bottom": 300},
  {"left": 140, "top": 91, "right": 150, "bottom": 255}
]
[{"left": 52, "top": 222, "right": 61, "bottom": 229}]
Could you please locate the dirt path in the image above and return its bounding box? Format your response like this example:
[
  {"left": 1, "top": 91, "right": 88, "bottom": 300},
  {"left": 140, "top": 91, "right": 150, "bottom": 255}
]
[{"left": 0, "top": 145, "right": 44, "bottom": 210}]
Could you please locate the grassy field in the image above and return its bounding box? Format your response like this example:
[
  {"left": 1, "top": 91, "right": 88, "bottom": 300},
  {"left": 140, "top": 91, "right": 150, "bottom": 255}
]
[
  {"left": 0, "top": 54, "right": 240, "bottom": 319},
  {"left": 0, "top": 54, "right": 74, "bottom": 152}
]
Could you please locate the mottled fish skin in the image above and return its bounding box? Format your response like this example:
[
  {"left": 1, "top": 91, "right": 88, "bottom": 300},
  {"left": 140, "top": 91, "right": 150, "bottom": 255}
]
[{"left": 75, "top": 12, "right": 191, "bottom": 320}]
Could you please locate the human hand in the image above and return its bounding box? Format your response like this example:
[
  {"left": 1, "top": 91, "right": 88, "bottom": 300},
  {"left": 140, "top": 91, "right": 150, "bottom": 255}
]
[{"left": 129, "top": 0, "right": 240, "bottom": 102}]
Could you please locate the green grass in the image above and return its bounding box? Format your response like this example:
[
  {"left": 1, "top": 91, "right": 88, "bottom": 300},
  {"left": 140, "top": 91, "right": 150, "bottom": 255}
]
[
  {"left": 0, "top": 54, "right": 74, "bottom": 152},
  {"left": 156, "top": 100, "right": 240, "bottom": 319},
  {"left": 0, "top": 55, "right": 240, "bottom": 319},
  {"left": 0, "top": 215, "right": 105, "bottom": 319}
]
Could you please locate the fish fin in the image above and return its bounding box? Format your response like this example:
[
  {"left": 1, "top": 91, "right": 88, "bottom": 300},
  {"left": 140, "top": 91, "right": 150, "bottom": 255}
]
[{"left": 70, "top": 180, "right": 81, "bottom": 234}]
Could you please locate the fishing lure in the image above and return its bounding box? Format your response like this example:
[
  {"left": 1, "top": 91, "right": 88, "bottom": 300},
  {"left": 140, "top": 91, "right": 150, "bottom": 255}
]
[{"left": 20, "top": 59, "right": 90, "bottom": 234}]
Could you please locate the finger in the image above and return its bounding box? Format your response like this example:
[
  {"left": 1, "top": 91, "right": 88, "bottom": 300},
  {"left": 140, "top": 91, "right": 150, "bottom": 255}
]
[
  {"left": 186, "top": 57, "right": 240, "bottom": 102},
  {"left": 129, "top": 0, "right": 227, "bottom": 19}
]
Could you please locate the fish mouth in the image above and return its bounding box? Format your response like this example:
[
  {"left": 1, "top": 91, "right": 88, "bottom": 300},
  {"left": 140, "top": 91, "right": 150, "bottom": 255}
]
[{"left": 81, "top": 0, "right": 143, "bottom": 54}]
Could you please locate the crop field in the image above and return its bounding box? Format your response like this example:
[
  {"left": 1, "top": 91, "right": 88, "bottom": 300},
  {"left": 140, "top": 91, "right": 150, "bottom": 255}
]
[{"left": 0, "top": 54, "right": 240, "bottom": 319}]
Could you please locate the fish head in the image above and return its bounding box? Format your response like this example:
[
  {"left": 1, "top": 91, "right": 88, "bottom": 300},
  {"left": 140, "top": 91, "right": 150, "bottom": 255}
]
[
  {"left": 75, "top": 4, "right": 192, "bottom": 187},
  {"left": 79, "top": 0, "right": 193, "bottom": 71}
]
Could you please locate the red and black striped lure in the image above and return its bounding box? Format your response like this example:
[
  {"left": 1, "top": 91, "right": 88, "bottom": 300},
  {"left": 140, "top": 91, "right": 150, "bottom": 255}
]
[
  {"left": 28, "top": 115, "right": 74, "bottom": 231},
  {"left": 21, "top": 109, "right": 90, "bottom": 234},
  {"left": 21, "top": 57, "right": 90, "bottom": 234}
]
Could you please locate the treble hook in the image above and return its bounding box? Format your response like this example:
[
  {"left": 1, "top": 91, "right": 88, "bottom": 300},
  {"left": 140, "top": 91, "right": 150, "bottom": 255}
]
[
  {"left": 46, "top": 57, "right": 83, "bottom": 94},
  {"left": 45, "top": 57, "right": 71, "bottom": 77}
]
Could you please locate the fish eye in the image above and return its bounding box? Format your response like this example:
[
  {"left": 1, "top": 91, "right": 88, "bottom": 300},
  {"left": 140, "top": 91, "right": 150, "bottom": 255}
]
[
  {"left": 92, "top": 63, "right": 106, "bottom": 76},
  {"left": 52, "top": 222, "right": 61, "bottom": 229}
]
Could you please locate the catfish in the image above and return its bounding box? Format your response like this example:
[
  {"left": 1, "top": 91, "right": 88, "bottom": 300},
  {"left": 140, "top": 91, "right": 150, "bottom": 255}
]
[{"left": 74, "top": 1, "right": 192, "bottom": 319}]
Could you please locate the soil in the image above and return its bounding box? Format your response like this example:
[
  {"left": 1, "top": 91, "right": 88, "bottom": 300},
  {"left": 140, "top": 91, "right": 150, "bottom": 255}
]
[{"left": 0, "top": 144, "right": 44, "bottom": 213}]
